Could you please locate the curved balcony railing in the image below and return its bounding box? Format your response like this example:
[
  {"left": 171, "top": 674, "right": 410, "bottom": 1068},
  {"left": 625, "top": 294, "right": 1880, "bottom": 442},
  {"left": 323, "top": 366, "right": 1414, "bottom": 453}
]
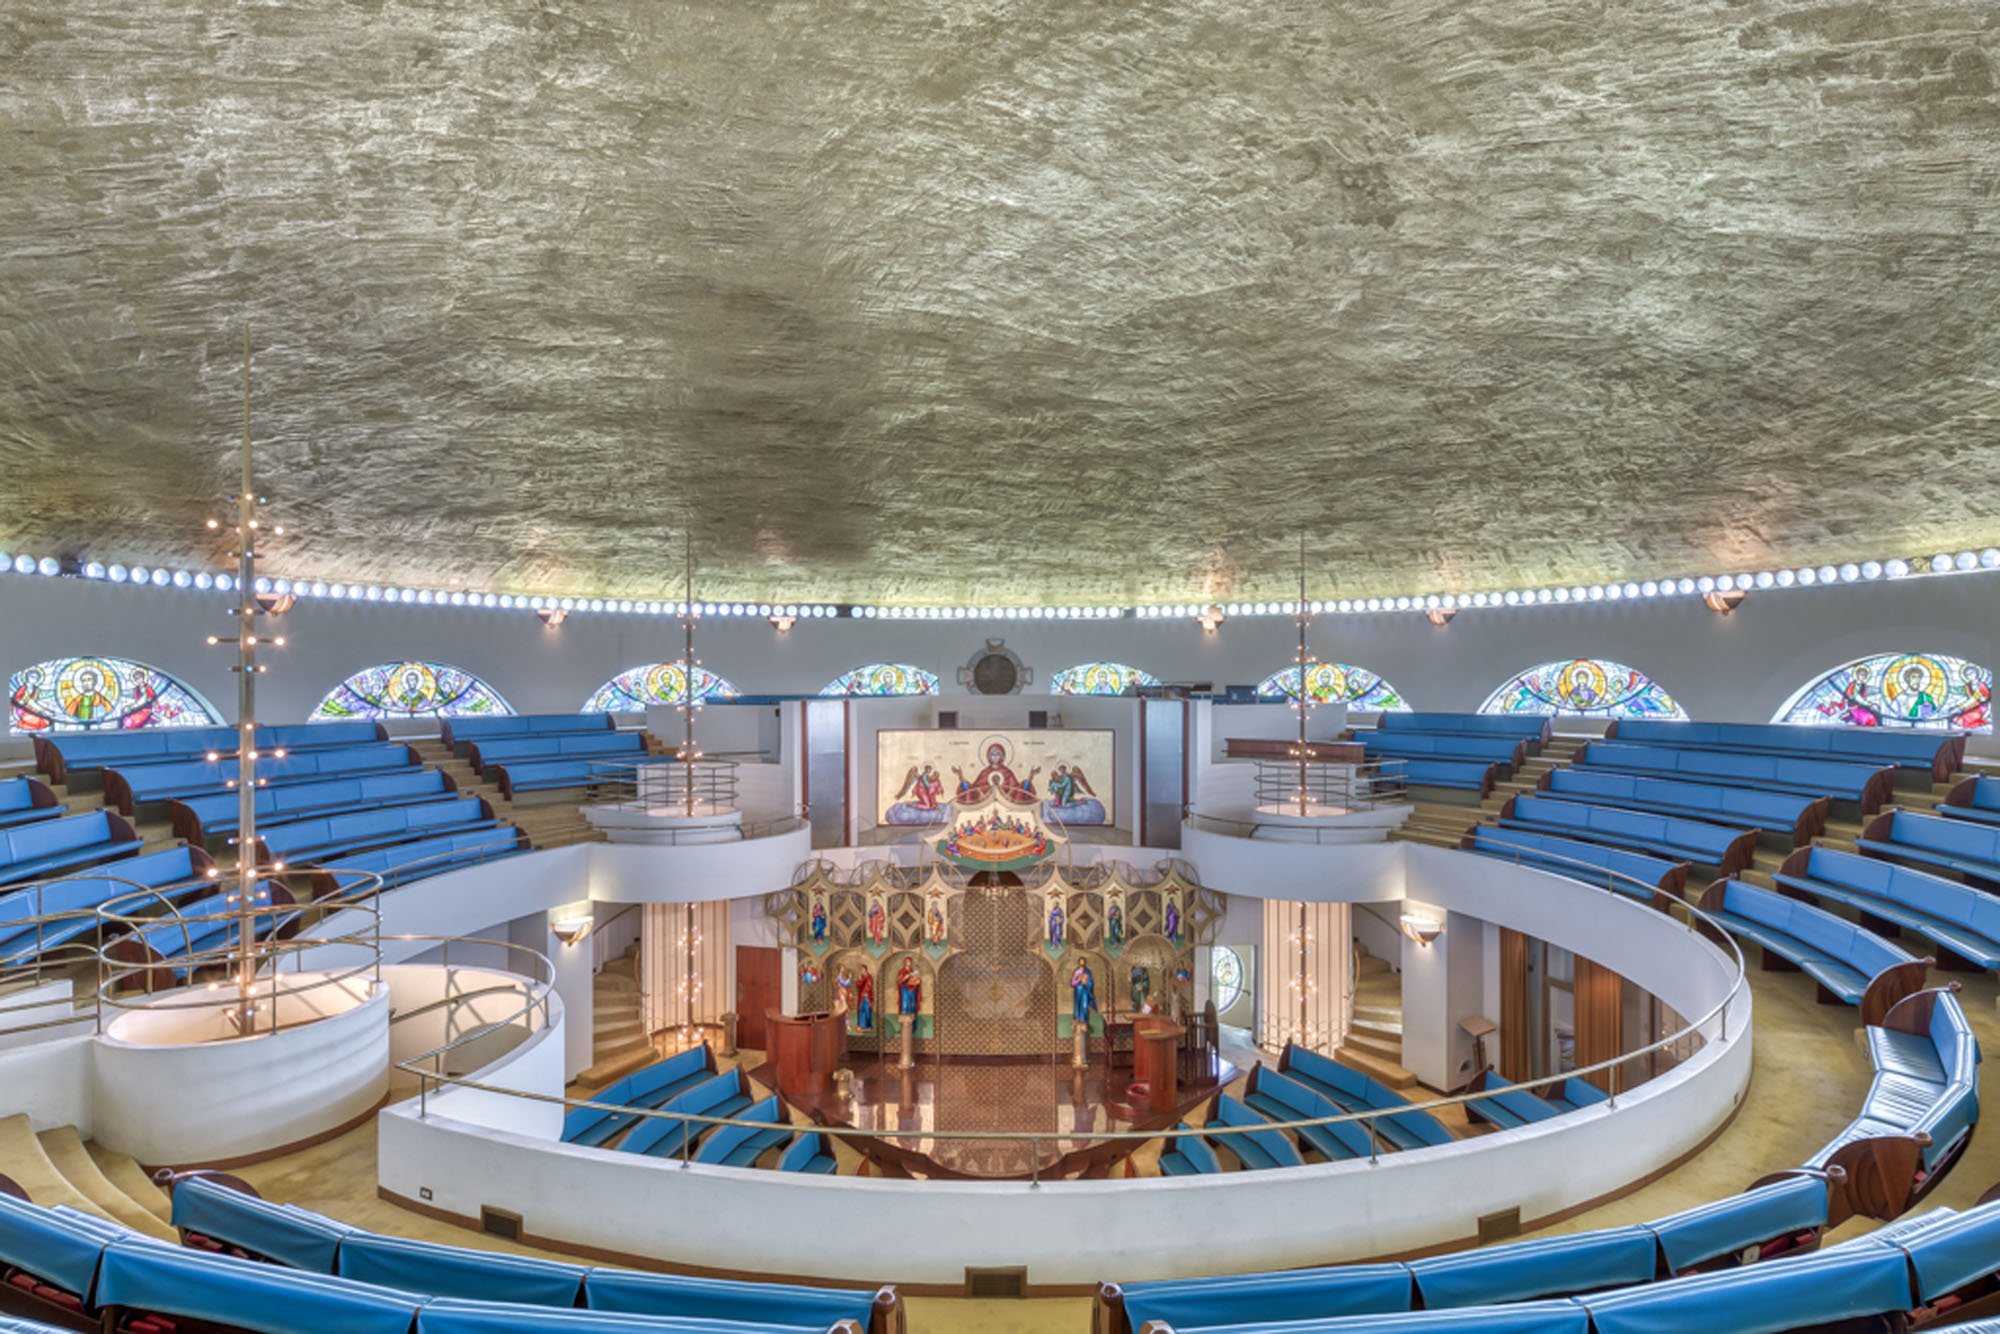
[{"left": 1250, "top": 758, "right": 1410, "bottom": 813}]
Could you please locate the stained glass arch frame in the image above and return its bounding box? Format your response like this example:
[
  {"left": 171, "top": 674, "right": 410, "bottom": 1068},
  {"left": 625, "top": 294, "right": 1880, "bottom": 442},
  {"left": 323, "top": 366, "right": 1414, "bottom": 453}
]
[
  {"left": 1773, "top": 652, "right": 1992, "bottom": 732},
  {"left": 818, "top": 664, "right": 940, "bottom": 697},
  {"left": 1049, "top": 662, "right": 1161, "bottom": 696},
  {"left": 584, "top": 663, "right": 741, "bottom": 712},
  {"left": 1210, "top": 944, "right": 1245, "bottom": 1014},
  {"left": 1255, "top": 663, "right": 1411, "bottom": 711},
  {"left": 9, "top": 656, "right": 224, "bottom": 734},
  {"left": 311, "top": 661, "right": 514, "bottom": 722},
  {"left": 1479, "top": 658, "right": 1687, "bottom": 720}
]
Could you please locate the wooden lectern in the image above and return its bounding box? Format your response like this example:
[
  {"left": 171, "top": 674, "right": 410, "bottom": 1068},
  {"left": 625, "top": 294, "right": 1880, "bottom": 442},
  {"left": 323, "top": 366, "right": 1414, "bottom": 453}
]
[
  {"left": 766, "top": 1010, "right": 842, "bottom": 1097},
  {"left": 1131, "top": 1017, "right": 1182, "bottom": 1114}
]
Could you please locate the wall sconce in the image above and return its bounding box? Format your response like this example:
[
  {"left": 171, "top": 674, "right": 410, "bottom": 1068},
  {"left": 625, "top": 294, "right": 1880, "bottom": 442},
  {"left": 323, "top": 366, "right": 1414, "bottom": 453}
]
[
  {"left": 538, "top": 608, "right": 568, "bottom": 629},
  {"left": 1425, "top": 609, "right": 1455, "bottom": 628},
  {"left": 1701, "top": 589, "right": 1747, "bottom": 616},
  {"left": 768, "top": 613, "right": 797, "bottom": 634},
  {"left": 1195, "top": 605, "right": 1226, "bottom": 635},
  {"left": 1399, "top": 912, "right": 1444, "bottom": 947},
  {"left": 551, "top": 915, "right": 592, "bottom": 946}
]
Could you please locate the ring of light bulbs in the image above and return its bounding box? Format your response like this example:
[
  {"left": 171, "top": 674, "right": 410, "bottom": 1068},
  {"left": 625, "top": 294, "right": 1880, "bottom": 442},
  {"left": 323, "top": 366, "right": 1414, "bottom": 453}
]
[{"left": 3, "top": 546, "right": 1997, "bottom": 622}]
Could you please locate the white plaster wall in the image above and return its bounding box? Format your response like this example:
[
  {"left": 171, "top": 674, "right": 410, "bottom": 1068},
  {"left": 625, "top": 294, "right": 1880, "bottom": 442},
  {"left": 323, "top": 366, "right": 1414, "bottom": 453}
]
[
  {"left": 0, "top": 1036, "right": 94, "bottom": 1133},
  {"left": 1179, "top": 826, "right": 1404, "bottom": 901}
]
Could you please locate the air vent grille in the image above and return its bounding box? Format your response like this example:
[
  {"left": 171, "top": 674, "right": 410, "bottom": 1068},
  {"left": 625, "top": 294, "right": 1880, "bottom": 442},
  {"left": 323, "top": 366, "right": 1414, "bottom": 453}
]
[
  {"left": 964, "top": 1266, "right": 1028, "bottom": 1298},
  {"left": 480, "top": 1206, "right": 522, "bottom": 1241}
]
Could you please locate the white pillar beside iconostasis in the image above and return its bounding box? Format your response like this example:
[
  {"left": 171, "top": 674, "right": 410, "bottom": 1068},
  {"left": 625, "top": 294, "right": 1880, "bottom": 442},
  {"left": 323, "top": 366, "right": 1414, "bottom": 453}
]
[{"left": 1258, "top": 900, "right": 1350, "bottom": 1054}]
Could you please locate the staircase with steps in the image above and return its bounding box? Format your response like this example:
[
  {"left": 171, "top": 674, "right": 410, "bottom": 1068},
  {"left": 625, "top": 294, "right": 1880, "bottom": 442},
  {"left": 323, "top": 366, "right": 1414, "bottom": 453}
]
[
  {"left": 1337, "top": 949, "right": 1418, "bottom": 1090},
  {"left": 0, "top": 1114, "right": 175, "bottom": 1239},
  {"left": 573, "top": 944, "right": 655, "bottom": 1088}
]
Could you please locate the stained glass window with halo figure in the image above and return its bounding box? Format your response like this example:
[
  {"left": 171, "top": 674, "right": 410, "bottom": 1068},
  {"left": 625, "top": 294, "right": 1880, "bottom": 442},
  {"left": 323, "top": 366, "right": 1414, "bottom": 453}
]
[
  {"left": 1479, "top": 658, "right": 1686, "bottom": 720},
  {"left": 1774, "top": 652, "right": 1991, "bottom": 732},
  {"left": 9, "top": 656, "right": 223, "bottom": 733},
  {"left": 818, "top": 664, "right": 940, "bottom": 697},
  {"left": 1255, "top": 663, "right": 1411, "bottom": 711},
  {"left": 583, "top": 663, "right": 741, "bottom": 712},
  {"left": 1049, "top": 662, "right": 1161, "bottom": 696},
  {"left": 311, "top": 661, "right": 514, "bottom": 721}
]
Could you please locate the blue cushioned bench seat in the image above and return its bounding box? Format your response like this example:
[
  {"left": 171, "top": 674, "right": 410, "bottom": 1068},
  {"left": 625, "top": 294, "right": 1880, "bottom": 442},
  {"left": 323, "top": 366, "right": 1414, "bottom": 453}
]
[
  {"left": 1576, "top": 1242, "right": 1918, "bottom": 1334},
  {"left": 562, "top": 1044, "right": 718, "bottom": 1146},
  {"left": 618, "top": 1069, "right": 756, "bottom": 1159},
  {"left": 1539, "top": 1078, "right": 1610, "bottom": 1114},
  {"left": 1575, "top": 742, "right": 1896, "bottom": 812},
  {"left": 1694, "top": 879, "right": 1917, "bottom": 1008},
  {"left": 1276, "top": 1046, "right": 1454, "bottom": 1151},
  {"left": 95, "top": 1238, "right": 424, "bottom": 1334},
  {"left": 1604, "top": 718, "right": 1963, "bottom": 781},
  {"left": 1773, "top": 845, "right": 2000, "bottom": 972},
  {"left": 1459, "top": 826, "right": 1688, "bottom": 901},
  {"left": 254, "top": 795, "right": 497, "bottom": 864},
  {"left": 1156, "top": 1126, "right": 1222, "bottom": 1176},
  {"left": 0, "top": 777, "right": 62, "bottom": 830},
  {"left": 1498, "top": 794, "right": 1759, "bottom": 876},
  {"left": 310, "top": 826, "right": 531, "bottom": 899},
  {"left": 1145, "top": 1300, "right": 1592, "bottom": 1333},
  {"left": 1371, "top": 758, "right": 1499, "bottom": 798},
  {"left": 581, "top": 1267, "right": 889, "bottom": 1331},
  {"left": 1241, "top": 1068, "right": 1375, "bottom": 1161},
  {"left": 171, "top": 1172, "right": 353, "bottom": 1271},
  {"left": 1859, "top": 808, "right": 2000, "bottom": 886},
  {"left": 1114, "top": 1262, "right": 1417, "bottom": 1330},
  {"left": 102, "top": 743, "right": 420, "bottom": 814},
  {"left": 0, "top": 1188, "right": 122, "bottom": 1309},
  {"left": 468, "top": 731, "right": 646, "bottom": 776},
  {"left": 440, "top": 711, "right": 615, "bottom": 753},
  {"left": 418, "top": 1296, "right": 850, "bottom": 1333},
  {"left": 1537, "top": 767, "right": 1827, "bottom": 847},
  {"left": 169, "top": 768, "right": 458, "bottom": 845},
  {"left": 489, "top": 753, "right": 689, "bottom": 800},
  {"left": 693, "top": 1095, "right": 794, "bottom": 1166},
  {"left": 1360, "top": 733, "right": 1526, "bottom": 772},
  {"left": 109, "top": 885, "right": 298, "bottom": 980},
  {"left": 32, "top": 721, "right": 389, "bottom": 786},
  {"left": 1206, "top": 1096, "right": 1305, "bottom": 1170},
  {"left": 338, "top": 1232, "right": 588, "bottom": 1307},
  {"left": 1942, "top": 773, "right": 2000, "bottom": 824},
  {"left": 0, "top": 810, "right": 141, "bottom": 887},
  {"left": 1463, "top": 1072, "right": 1564, "bottom": 1130},
  {"left": 1376, "top": 711, "right": 1553, "bottom": 746},
  {"left": 777, "top": 1132, "right": 838, "bottom": 1174},
  {"left": 1645, "top": 1172, "right": 1832, "bottom": 1272},
  {"left": 0, "top": 843, "right": 216, "bottom": 965},
  {"left": 1410, "top": 1225, "right": 1656, "bottom": 1309}
]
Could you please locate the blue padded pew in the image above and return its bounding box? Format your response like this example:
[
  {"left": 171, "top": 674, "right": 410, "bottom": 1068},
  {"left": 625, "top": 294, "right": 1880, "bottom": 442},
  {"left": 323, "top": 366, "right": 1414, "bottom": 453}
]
[
  {"left": 1156, "top": 1126, "right": 1223, "bottom": 1176},
  {"left": 1277, "top": 1046, "right": 1454, "bottom": 1152},
  {"left": 1205, "top": 1095, "right": 1306, "bottom": 1170},
  {"left": 440, "top": 711, "right": 613, "bottom": 754},
  {"left": 307, "top": 825, "right": 532, "bottom": 900},
  {"left": 0, "top": 843, "right": 217, "bottom": 966},
  {"left": 582, "top": 1269, "right": 891, "bottom": 1333},
  {"left": 97, "top": 1238, "right": 426, "bottom": 1334},
  {"left": 1605, "top": 718, "right": 1964, "bottom": 782},
  {"left": 491, "top": 753, "right": 685, "bottom": 800},
  {"left": 1536, "top": 767, "right": 1827, "bottom": 847},
  {"left": 1859, "top": 808, "right": 2000, "bottom": 887},
  {"left": 563, "top": 1044, "right": 719, "bottom": 1147},
  {"left": 1942, "top": 773, "right": 2000, "bottom": 825},
  {"left": 418, "top": 1299, "right": 861, "bottom": 1333},
  {"left": 253, "top": 794, "right": 499, "bottom": 865},
  {"left": 1360, "top": 733, "right": 1526, "bottom": 773},
  {"left": 106, "top": 885, "right": 301, "bottom": 987},
  {"left": 1375, "top": 711, "right": 1553, "bottom": 748},
  {"left": 339, "top": 1232, "right": 587, "bottom": 1306},
  {"left": 168, "top": 767, "right": 459, "bottom": 845},
  {"left": 1803, "top": 985, "right": 1982, "bottom": 1220},
  {"left": 1774, "top": 844, "right": 2000, "bottom": 975},
  {"left": 1538, "top": 1078, "right": 1611, "bottom": 1115},
  {"left": 101, "top": 743, "right": 420, "bottom": 815},
  {"left": 777, "top": 1131, "right": 838, "bottom": 1175},
  {"left": 1458, "top": 826, "right": 1689, "bottom": 902},
  {"left": 30, "top": 720, "right": 389, "bottom": 786},
  {"left": 0, "top": 809, "right": 141, "bottom": 887},
  {"left": 1463, "top": 1071, "right": 1563, "bottom": 1131},
  {"left": 0, "top": 777, "right": 62, "bottom": 830},
  {"left": 1693, "top": 879, "right": 1923, "bottom": 1019},
  {"left": 1497, "top": 794, "right": 1760, "bottom": 876},
  {"left": 693, "top": 1096, "right": 794, "bottom": 1167},
  {"left": 1240, "top": 1067, "right": 1375, "bottom": 1161},
  {"left": 619, "top": 1069, "right": 758, "bottom": 1159},
  {"left": 1370, "top": 758, "right": 1499, "bottom": 799},
  {"left": 467, "top": 730, "right": 647, "bottom": 776},
  {"left": 1574, "top": 741, "right": 1898, "bottom": 814}
]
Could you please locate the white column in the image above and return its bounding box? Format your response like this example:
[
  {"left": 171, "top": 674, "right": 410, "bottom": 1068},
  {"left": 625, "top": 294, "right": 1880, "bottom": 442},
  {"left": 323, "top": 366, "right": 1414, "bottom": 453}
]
[{"left": 1398, "top": 902, "right": 1486, "bottom": 1091}]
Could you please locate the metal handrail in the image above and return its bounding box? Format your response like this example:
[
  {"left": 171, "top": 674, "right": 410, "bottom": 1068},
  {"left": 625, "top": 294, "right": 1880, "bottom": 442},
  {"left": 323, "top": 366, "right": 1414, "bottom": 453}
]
[
  {"left": 380, "top": 933, "right": 555, "bottom": 1074},
  {"left": 580, "top": 757, "right": 742, "bottom": 815},
  {"left": 397, "top": 835, "right": 1750, "bottom": 1175},
  {"left": 1250, "top": 758, "right": 1409, "bottom": 813}
]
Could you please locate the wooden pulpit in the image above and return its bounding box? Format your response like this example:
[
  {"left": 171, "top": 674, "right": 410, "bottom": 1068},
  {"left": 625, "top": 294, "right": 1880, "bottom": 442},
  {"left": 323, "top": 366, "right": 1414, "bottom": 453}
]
[
  {"left": 1131, "top": 1017, "right": 1182, "bottom": 1113},
  {"left": 766, "top": 1009, "right": 842, "bottom": 1097}
]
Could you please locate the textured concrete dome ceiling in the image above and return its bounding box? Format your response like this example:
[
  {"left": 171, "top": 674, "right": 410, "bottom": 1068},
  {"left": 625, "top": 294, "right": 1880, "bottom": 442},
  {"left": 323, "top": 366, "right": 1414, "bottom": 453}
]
[{"left": 2, "top": 2, "right": 1998, "bottom": 605}]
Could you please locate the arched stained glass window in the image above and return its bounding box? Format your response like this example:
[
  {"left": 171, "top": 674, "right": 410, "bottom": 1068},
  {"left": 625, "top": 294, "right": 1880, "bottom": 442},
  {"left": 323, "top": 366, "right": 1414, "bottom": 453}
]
[
  {"left": 584, "top": 663, "right": 740, "bottom": 712},
  {"left": 819, "top": 664, "right": 940, "bottom": 697},
  {"left": 1255, "top": 663, "right": 1410, "bottom": 711},
  {"left": 1480, "top": 659, "right": 1686, "bottom": 720},
  {"left": 1774, "top": 652, "right": 1992, "bottom": 732},
  {"left": 312, "top": 661, "right": 513, "bottom": 721},
  {"left": 9, "top": 656, "right": 223, "bottom": 734},
  {"left": 1049, "top": 662, "right": 1161, "bottom": 696}
]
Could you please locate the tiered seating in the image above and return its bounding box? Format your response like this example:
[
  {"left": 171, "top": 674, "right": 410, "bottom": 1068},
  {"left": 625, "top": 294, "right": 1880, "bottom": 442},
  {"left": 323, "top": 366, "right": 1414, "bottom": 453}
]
[
  {"left": 1458, "top": 826, "right": 1689, "bottom": 901},
  {"left": 1536, "top": 767, "right": 1827, "bottom": 847},
  {"left": 1574, "top": 741, "right": 1896, "bottom": 813},
  {"left": 1372, "top": 758, "right": 1500, "bottom": 798},
  {"left": 168, "top": 768, "right": 459, "bottom": 845},
  {"left": 253, "top": 794, "right": 500, "bottom": 865},
  {"left": 1277, "top": 1046, "right": 1454, "bottom": 1152},
  {"left": 30, "top": 720, "right": 387, "bottom": 786},
  {"left": 1156, "top": 1126, "right": 1223, "bottom": 1176},
  {"left": 1096, "top": 1173, "right": 1840, "bottom": 1331},
  {"left": 1375, "top": 711, "right": 1554, "bottom": 750},
  {"left": 1497, "top": 794, "right": 1759, "bottom": 875},
  {"left": 563, "top": 1045, "right": 719, "bottom": 1146},
  {"left": 1693, "top": 880, "right": 1923, "bottom": 1016},
  {"left": 1359, "top": 732, "right": 1527, "bottom": 775},
  {"left": 693, "top": 1096, "right": 794, "bottom": 1167},
  {"left": 102, "top": 743, "right": 420, "bottom": 814},
  {"left": 1943, "top": 773, "right": 2000, "bottom": 824},
  {"left": 467, "top": 730, "right": 647, "bottom": 777},
  {"left": 1538, "top": 1078, "right": 1612, "bottom": 1115},
  {"left": 1774, "top": 845, "right": 2000, "bottom": 974},
  {"left": 1605, "top": 718, "right": 1964, "bottom": 782},
  {"left": 776, "top": 1132, "right": 838, "bottom": 1175},
  {"left": 0, "top": 777, "right": 62, "bottom": 830},
  {"left": 491, "top": 753, "right": 681, "bottom": 800},
  {"left": 307, "top": 826, "right": 532, "bottom": 900},
  {"left": 106, "top": 885, "right": 301, "bottom": 985},
  {"left": 0, "top": 810, "right": 140, "bottom": 886},
  {"left": 0, "top": 844, "right": 216, "bottom": 965},
  {"left": 1240, "top": 1068, "right": 1376, "bottom": 1161},
  {"left": 1204, "top": 1096, "right": 1306, "bottom": 1170},
  {"left": 1859, "top": 808, "right": 2000, "bottom": 886},
  {"left": 1463, "top": 1072, "right": 1563, "bottom": 1130},
  {"left": 439, "top": 712, "right": 614, "bottom": 754},
  {"left": 619, "top": 1069, "right": 759, "bottom": 1159}
]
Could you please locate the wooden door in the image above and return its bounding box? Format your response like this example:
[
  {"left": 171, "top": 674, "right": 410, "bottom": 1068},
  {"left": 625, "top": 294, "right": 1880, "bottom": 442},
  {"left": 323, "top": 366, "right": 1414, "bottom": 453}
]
[{"left": 735, "top": 945, "right": 782, "bottom": 1051}]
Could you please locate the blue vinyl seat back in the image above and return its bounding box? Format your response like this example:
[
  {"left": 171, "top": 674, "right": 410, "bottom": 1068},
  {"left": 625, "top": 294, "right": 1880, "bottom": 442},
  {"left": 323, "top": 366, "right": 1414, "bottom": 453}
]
[
  {"left": 1953, "top": 774, "right": 2000, "bottom": 813},
  {"left": 1410, "top": 1225, "right": 1657, "bottom": 1308},
  {"left": 0, "top": 777, "right": 55, "bottom": 816},
  {"left": 1897, "top": 1199, "right": 2000, "bottom": 1302},
  {"left": 1364, "top": 734, "right": 1521, "bottom": 764},
  {"left": 259, "top": 795, "right": 491, "bottom": 858},
  {"left": 582, "top": 1266, "right": 883, "bottom": 1328},
  {"left": 1211, "top": 1095, "right": 1306, "bottom": 1168},
  {"left": 183, "top": 770, "right": 457, "bottom": 836},
  {"left": 617, "top": 1069, "right": 746, "bottom": 1156},
  {"left": 1168, "top": 1299, "right": 1592, "bottom": 1333},
  {"left": 0, "top": 1190, "right": 117, "bottom": 1302},
  {"left": 417, "top": 1299, "right": 823, "bottom": 1334},
  {"left": 776, "top": 1132, "right": 837, "bottom": 1173},
  {"left": 336, "top": 1231, "right": 588, "bottom": 1307},
  {"left": 1465, "top": 827, "right": 1680, "bottom": 897},
  {"left": 263, "top": 721, "right": 384, "bottom": 751},
  {"left": 1577, "top": 1242, "right": 1914, "bottom": 1334},
  {"left": 442, "top": 713, "right": 612, "bottom": 749},
  {"left": 1580, "top": 743, "right": 1883, "bottom": 797},
  {"left": 41, "top": 726, "right": 235, "bottom": 772},
  {"left": 691, "top": 1094, "right": 784, "bottom": 1164},
  {"left": 169, "top": 1174, "right": 353, "bottom": 1273},
  {"left": 1611, "top": 719, "right": 1950, "bottom": 770},
  {"left": 93, "top": 1237, "right": 422, "bottom": 1334},
  {"left": 562, "top": 1045, "right": 713, "bottom": 1141},
  {"left": 1, "top": 811, "right": 129, "bottom": 869},
  {"left": 116, "top": 744, "right": 417, "bottom": 801},
  {"left": 1283, "top": 1045, "right": 1372, "bottom": 1106},
  {"left": 1248, "top": 1068, "right": 1372, "bottom": 1159},
  {"left": 319, "top": 826, "right": 527, "bottom": 894},
  {"left": 1646, "top": 1173, "right": 1830, "bottom": 1273},
  {"left": 1542, "top": 768, "right": 1812, "bottom": 830},
  {"left": 1378, "top": 711, "right": 1549, "bottom": 740},
  {"left": 1884, "top": 810, "right": 2000, "bottom": 865},
  {"left": 1120, "top": 1263, "right": 1417, "bottom": 1329}
]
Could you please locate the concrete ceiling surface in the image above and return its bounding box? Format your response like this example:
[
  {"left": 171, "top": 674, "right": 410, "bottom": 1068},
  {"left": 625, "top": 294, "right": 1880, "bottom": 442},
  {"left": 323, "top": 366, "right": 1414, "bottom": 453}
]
[{"left": 1, "top": 1, "right": 1997, "bottom": 603}]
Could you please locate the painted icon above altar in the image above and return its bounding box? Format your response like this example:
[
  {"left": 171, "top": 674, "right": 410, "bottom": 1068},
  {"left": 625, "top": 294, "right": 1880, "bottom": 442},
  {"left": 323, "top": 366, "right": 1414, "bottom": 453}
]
[
  {"left": 935, "top": 788, "right": 1064, "bottom": 874},
  {"left": 879, "top": 730, "right": 1115, "bottom": 827}
]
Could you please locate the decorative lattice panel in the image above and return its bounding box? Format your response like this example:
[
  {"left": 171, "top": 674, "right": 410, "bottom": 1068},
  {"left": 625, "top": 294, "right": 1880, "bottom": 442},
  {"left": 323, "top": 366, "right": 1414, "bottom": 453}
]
[{"left": 936, "top": 885, "right": 1058, "bottom": 1056}]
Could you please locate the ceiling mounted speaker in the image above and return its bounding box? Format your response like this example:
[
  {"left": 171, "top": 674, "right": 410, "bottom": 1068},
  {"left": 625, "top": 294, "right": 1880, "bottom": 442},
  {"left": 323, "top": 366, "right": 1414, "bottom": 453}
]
[{"left": 958, "top": 639, "right": 1032, "bottom": 696}]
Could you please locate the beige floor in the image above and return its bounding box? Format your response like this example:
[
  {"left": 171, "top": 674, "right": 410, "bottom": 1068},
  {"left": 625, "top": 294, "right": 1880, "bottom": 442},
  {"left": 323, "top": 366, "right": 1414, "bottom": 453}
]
[{"left": 231, "top": 965, "right": 2000, "bottom": 1334}]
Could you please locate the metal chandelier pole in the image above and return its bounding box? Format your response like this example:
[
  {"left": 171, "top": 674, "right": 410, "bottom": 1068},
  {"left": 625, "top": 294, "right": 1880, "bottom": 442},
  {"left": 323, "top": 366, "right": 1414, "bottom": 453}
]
[{"left": 679, "top": 537, "right": 699, "bottom": 816}]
